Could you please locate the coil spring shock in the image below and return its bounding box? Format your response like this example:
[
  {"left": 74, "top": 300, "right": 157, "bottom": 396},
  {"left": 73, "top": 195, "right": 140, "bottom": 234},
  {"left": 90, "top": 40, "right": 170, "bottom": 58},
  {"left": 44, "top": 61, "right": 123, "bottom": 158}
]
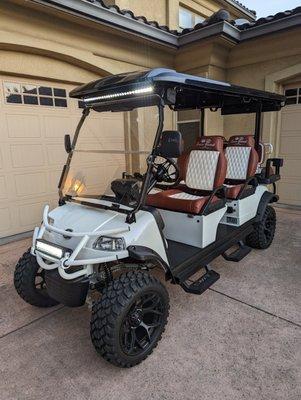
[{"left": 103, "top": 264, "right": 113, "bottom": 285}]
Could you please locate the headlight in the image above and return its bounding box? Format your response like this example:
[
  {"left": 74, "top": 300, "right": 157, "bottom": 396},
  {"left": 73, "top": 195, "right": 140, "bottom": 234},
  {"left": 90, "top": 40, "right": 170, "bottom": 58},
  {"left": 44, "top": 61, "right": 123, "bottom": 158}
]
[{"left": 93, "top": 236, "right": 126, "bottom": 251}]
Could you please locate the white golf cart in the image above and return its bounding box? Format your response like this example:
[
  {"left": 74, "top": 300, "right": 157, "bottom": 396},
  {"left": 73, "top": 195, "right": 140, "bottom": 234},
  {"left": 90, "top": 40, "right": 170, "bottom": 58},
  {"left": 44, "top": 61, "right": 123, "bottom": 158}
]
[{"left": 14, "top": 69, "right": 285, "bottom": 367}]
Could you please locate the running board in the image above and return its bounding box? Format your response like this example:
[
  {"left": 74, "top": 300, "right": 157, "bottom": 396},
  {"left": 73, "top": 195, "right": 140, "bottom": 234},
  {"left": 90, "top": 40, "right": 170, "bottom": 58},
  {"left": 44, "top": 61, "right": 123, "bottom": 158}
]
[
  {"left": 222, "top": 241, "right": 251, "bottom": 262},
  {"left": 180, "top": 269, "right": 220, "bottom": 295}
]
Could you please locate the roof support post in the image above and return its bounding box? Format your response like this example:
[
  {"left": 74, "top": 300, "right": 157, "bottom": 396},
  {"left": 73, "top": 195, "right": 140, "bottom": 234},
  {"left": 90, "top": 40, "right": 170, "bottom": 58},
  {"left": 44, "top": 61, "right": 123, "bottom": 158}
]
[
  {"left": 200, "top": 109, "right": 205, "bottom": 137},
  {"left": 254, "top": 104, "right": 262, "bottom": 152}
]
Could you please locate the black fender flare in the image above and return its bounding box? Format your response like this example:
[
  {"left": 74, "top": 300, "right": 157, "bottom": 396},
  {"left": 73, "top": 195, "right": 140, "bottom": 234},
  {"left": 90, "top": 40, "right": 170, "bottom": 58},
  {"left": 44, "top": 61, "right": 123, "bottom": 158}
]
[
  {"left": 127, "top": 245, "right": 170, "bottom": 275},
  {"left": 255, "top": 191, "right": 278, "bottom": 222}
]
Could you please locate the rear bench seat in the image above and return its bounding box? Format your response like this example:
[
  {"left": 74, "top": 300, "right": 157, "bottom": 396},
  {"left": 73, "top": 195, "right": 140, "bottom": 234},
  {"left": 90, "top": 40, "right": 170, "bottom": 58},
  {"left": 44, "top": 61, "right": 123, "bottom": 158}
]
[{"left": 224, "top": 135, "right": 259, "bottom": 199}]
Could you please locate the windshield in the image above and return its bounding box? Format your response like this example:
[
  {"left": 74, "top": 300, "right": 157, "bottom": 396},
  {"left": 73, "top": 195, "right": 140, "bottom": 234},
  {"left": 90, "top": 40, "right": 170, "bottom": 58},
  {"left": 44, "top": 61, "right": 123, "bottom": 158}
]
[{"left": 62, "top": 107, "right": 172, "bottom": 206}]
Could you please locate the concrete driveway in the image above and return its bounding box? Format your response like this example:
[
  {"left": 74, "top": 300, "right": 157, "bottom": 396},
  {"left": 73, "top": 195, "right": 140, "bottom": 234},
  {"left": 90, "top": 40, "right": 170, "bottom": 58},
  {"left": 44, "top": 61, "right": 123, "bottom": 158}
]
[{"left": 0, "top": 207, "right": 300, "bottom": 400}]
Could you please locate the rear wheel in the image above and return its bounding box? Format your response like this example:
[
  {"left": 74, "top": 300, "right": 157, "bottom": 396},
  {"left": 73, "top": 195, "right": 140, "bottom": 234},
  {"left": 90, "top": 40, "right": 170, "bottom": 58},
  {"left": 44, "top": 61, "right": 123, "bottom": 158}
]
[
  {"left": 246, "top": 205, "right": 276, "bottom": 249},
  {"left": 90, "top": 270, "right": 169, "bottom": 368},
  {"left": 14, "top": 249, "right": 59, "bottom": 307}
]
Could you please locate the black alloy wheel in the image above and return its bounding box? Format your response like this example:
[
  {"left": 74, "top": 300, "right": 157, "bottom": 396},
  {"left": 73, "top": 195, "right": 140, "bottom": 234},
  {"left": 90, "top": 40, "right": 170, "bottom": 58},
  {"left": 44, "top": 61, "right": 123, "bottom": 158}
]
[
  {"left": 120, "top": 291, "right": 165, "bottom": 356},
  {"left": 90, "top": 270, "right": 169, "bottom": 367},
  {"left": 246, "top": 205, "right": 276, "bottom": 249}
]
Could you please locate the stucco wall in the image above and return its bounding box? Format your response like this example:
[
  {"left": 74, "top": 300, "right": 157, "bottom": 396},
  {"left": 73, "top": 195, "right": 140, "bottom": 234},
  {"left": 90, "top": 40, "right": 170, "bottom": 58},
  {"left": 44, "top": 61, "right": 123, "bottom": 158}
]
[
  {"left": 224, "top": 28, "right": 301, "bottom": 149},
  {"left": 0, "top": 1, "right": 174, "bottom": 79},
  {"left": 2, "top": 1, "right": 301, "bottom": 157}
]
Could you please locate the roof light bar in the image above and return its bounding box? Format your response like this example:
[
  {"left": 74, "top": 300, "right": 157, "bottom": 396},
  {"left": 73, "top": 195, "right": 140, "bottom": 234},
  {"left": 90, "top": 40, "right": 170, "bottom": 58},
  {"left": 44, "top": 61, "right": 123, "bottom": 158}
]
[{"left": 83, "top": 86, "right": 154, "bottom": 103}]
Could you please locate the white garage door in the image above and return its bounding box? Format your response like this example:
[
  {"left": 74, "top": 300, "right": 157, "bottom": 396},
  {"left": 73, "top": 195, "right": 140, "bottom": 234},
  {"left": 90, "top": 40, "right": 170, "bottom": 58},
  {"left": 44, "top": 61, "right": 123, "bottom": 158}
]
[
  {"left": 278, "top": 83, "right": 301, "bottom": 206},
  {"left": 0, "top": 76, "right": 125, "bottom": 238}
]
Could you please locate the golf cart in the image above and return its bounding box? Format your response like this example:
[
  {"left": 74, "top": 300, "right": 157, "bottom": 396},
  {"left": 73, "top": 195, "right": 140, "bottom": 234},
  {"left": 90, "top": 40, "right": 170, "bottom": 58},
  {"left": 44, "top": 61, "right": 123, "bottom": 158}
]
[{"left": 14, "top": 69, "right": 285, "bottom": 367}]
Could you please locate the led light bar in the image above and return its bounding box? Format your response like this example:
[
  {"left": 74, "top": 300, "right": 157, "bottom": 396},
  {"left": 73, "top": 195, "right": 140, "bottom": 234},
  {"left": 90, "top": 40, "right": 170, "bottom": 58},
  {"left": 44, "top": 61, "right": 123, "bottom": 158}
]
[
  {"left": 36, "top": 239, "right": 69, "bottom": 259},
  {"left": 83, "top": 86, "right": 154, "bottom": 103}
]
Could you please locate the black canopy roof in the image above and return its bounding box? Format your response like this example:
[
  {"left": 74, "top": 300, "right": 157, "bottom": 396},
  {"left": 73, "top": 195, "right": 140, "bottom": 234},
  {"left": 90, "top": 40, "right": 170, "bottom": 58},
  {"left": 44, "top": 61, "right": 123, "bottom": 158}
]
[{"left": 70, "top": 68, "right": 285, "bottom": 114}]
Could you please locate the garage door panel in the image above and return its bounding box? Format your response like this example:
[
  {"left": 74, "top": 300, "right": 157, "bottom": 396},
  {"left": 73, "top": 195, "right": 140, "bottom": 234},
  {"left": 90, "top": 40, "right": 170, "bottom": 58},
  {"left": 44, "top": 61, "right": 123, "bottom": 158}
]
[
  {"left": 281, "top": 109, "right": 301, "bottom": 131},
  {"left": 279, "top": 85, "right": 301, "bottom": 205},
  {"left": 17, "top": 199, "right": 57, "bottom": 228},
  {"left": 44, "top": 115, "right": 75, "bottom": 138},
  {"left": 10, "top": 144, "right": 45, "bottom": 168},
  {"left": 0, "top": 149, "right": 3, "bottom": 169},
  {"left": 49, "top": 170, "right": 62, "bottom": 193},
  {"left": 0, "top": 207, "right": 12, "bottom": 232},
  {"left": 279, "top": 135, "right": 301, "bottom": 156},
  {"left": 278, "top": 182, "right": 301, "bottom": 205},
  {"left": 46, "top": 144, "right": 66, "bottom": 165},
  {"left": 14, "top": 172, "right": 47, "bottom": 197},
  {"left": 6, "top": 114, "right": 41, "bottom": 138},
  {"left": 0, "top": 176, "right": 8, "bottom": 199},
  {"left": 281, "top": 159, "right": 301, "bottom": 179},
  {"left": 102, "top": 117, "right": 125, "bottom": 138},
  {"left": 81, "top": 118, "right": 102, "bottom": 139},
  {"left": 0, "top": 75, "right": 125, "bottom": 237}
]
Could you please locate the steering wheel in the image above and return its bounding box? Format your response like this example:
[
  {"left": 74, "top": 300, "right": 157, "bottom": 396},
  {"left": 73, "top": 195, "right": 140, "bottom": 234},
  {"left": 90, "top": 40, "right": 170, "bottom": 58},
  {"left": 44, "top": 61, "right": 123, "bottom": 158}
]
[{"left": 152, "top": 156, "right": 180, "bottom": 184}]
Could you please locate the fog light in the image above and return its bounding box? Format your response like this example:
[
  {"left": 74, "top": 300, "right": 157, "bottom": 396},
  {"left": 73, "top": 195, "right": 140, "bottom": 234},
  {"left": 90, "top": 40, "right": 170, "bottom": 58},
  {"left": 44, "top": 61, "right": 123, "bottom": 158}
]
[
  {"left": 35, "top": 239, "right": 71, "bottom": 259},
  {"left": 93, "top": 236, "right": 126, "bottom": 252}
]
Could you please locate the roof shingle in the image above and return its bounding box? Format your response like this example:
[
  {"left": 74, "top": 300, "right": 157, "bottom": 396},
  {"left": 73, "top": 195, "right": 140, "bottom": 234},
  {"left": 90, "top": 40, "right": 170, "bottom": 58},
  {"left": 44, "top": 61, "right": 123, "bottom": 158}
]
[{"left": 82, "top": 1, "right": 301, "bottom": 37}]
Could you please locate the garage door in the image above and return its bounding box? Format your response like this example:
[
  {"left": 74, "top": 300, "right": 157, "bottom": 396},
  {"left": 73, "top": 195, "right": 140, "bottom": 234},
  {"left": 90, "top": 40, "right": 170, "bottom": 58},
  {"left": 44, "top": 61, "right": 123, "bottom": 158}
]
[
  {"left": 0, "top": 76, "right": 124, "bottom": 238},
  {"left": 278, "top": 83, "right": 301, "bottom": 206}
]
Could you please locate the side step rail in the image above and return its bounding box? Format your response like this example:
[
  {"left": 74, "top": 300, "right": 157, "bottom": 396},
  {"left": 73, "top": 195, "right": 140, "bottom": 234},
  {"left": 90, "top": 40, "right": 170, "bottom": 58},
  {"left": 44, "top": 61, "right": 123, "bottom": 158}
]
[
  {"left": 222, "top": 240, "right": 251, "bottom": 262},
  {"left": 180, "top": 267, "right": 220, "bottom": 295}
]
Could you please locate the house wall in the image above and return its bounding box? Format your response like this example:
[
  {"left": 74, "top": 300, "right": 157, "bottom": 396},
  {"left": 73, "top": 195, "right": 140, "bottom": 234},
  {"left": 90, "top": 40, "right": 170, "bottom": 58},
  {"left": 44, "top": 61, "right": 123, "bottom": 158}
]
[
  {"left": 225, "top": 28, "right": 301, "bottom": 145},
  {"left": 1, "top": 0, "right": 301, "bottom": 238}
]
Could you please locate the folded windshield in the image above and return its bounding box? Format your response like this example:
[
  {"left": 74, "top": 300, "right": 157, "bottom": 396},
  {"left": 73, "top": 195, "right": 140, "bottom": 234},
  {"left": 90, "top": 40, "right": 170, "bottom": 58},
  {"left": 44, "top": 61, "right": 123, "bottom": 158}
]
[{"left": 62, "top": 107, "right": 172, "bottom": 206}]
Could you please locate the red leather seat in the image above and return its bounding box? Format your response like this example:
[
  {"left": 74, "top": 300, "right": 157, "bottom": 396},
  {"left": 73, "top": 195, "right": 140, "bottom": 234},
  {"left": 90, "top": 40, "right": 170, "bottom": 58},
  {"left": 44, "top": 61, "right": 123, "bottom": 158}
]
[
  {"left": 146, "top": 136, "right": 227, "bottom": 214},
  {"left": 224, "top": 135, "right": 259, "bottom": 199}
]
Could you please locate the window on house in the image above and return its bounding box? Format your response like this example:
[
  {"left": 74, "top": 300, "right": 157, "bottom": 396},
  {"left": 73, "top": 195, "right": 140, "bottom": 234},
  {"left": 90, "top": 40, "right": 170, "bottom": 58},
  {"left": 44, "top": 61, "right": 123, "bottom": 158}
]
[
  {"left": 285, "top": 87, "right": 301, "bottom": 106},
  {"left": 3, "top": 81, "right": 68, "bottom": 107},
  {"left": 179, "top": 6, "right": 205, "bottom": 30}
]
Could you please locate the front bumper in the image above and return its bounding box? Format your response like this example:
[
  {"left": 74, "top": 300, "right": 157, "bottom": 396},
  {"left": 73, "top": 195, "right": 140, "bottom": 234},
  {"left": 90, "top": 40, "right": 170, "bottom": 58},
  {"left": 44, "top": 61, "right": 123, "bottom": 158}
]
[{"left": 32, "top": 205, "right": 129, "bottom": 280}]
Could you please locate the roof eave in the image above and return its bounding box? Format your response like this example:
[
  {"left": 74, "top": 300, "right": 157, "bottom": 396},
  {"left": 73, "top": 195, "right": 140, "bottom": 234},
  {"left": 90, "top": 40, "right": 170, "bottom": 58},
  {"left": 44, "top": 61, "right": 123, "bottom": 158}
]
[
  {"left": 28, "top": 0, "right": 301, "bottom": 48},
  {"left": 240, "top": 13, "right": 301, "bottom": 41},
  {"left": 30, "top": 0, "right": 179, "bottom": 48},
  {"left": 178, "top": 21, "right": 240, "bottom": 46},
  {"left": 225, "top": 0, "right": 256, "bottom": 21}
]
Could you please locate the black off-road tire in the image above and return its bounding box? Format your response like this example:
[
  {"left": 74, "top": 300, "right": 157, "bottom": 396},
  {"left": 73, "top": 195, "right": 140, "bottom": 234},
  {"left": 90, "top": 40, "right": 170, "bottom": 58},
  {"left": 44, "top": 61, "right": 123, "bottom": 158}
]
[
  {"left": 14, "top": 249, "right": 59, "bottom": 307},
  {"left": 246, "top": 205, "right": 276, "bottom": 249},
  {"left": 90, "top": 270, "right": 169, "bottom": 368}
]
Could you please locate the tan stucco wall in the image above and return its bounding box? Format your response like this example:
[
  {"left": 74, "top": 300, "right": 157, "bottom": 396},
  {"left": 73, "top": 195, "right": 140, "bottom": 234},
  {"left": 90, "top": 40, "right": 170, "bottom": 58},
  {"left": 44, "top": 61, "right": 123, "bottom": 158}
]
[
  {"left": 225, "top": 28, "right": 301, "bottom": 153},
  {"left": 1, "top": 1, "right": 301, "bottom": 158},
  {"left": 172, "top": 27, "right": 301, "bottom": 149},
  {"left": 0, "top": 1, "right": 175, "bottom": 80}
]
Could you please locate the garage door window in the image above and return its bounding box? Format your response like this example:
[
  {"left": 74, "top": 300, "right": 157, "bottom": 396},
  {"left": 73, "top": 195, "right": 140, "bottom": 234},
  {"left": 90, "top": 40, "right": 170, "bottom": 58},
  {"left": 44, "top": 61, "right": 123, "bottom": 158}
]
[
  {"left": 285, "top": 87, "right": 301, "bottom": 105},
  {"left": 3, "top": 81, "right": 67, "bottom": 107}
]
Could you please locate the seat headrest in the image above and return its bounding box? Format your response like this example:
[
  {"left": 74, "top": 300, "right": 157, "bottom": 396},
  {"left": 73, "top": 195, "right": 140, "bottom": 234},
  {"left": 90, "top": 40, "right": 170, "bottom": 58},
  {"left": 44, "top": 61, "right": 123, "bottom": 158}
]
[
  {"left": 228, "top": 135, "right": 255, "bottom": 147},
  {"left": 195, "top": 136, "right": 224, "bottom": 152}
]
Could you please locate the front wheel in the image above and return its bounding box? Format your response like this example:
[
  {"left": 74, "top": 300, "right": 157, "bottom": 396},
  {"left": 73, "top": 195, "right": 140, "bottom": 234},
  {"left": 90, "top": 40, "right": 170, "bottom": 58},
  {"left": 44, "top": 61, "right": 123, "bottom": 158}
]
[
  {"left": 90, "top": 270, "right": 169, "bottom": 368},
  {"left": 246, "top": 205, "right": 276, "bottom": 249},
  {"left": 14, "top": 249, "right": 59, "bottom": 307}
]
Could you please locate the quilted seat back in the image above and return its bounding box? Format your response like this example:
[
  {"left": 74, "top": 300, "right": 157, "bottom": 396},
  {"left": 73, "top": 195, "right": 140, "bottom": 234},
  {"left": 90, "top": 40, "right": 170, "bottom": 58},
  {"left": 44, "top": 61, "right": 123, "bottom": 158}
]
[
  {"left": 225, "top": 135, "right": 259, "bottom": 181},
  {"left": 184, "top": 136, "right": 227, "bottom": 191}
]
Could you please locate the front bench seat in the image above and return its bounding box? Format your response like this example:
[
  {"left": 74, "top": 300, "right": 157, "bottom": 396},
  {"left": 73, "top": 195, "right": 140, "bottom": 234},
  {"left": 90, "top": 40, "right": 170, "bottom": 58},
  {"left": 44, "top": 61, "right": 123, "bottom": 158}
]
[
  {"left": 224, "top": 135, "right": 259, "bottom": 199},
  {"left": 146, "top": 136, "right": 227, "bottom": 214}
]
